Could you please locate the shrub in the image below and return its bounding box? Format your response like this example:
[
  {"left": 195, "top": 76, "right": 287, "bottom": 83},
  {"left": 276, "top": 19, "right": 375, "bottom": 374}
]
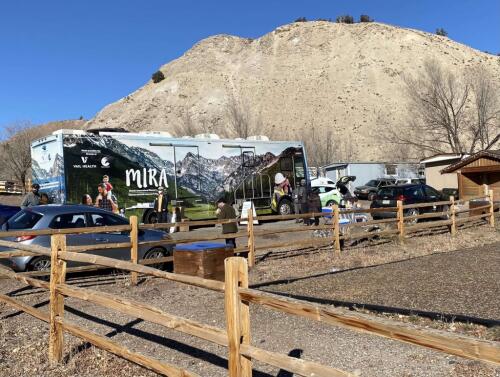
[
  {"left": 359, "top": 14, "right": 374, "bottom": 22},
  {"left": 294, "top": 17, "right": 307, "bottom": 22},
  {"left": 436, "top": 28, "right": 448, "bottom": 37},
  {"left": 336, "top": 15, "right": 354, "bottom": 24},
  {"left": 152, "top": 70, "right": 165, "bottom": 83}
]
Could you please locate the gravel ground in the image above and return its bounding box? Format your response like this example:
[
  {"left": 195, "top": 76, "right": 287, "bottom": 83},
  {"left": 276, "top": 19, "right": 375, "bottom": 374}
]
[
  {"left": 262, "top": 243, "right": 500, "bottom": 321},
  {"left": 0, "top": 217, "right": 499, "bottom": 376},
  {"left": 1, "top": 275, "right": 499, "bottom": 377}
]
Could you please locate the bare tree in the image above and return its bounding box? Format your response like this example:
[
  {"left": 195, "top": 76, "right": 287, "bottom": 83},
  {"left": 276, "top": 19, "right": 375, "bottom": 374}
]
[
  {"left": 0, "top": 122, "right": 37, "bottom": 190},
  {"left": 226, "top": 95, "right": 253, "bottom": 138},
  {"left": 469, "top": 67, "right": 500, "bottom": 151},
  {"left": 301, "top": 125, "right": 337, "bottom": 167},
  {"left": 175, "top": 108, "right": 201, "bottom": 137},
  {"left": 389, "top": 60, "right": 500, "bottom": 155},
  {"left": 403, "top": 60, "right": 471, "bottom": 154}
]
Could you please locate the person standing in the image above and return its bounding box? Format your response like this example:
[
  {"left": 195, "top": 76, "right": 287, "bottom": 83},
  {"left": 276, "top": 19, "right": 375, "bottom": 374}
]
[
  {"left": 21, "top": 184, "right": 41, "bottom": 209},
  {"left": 271, "top": 173, "right": 287, "bottom": 213},
  {"left": 154, "top": 186, "right": 169, "bottom": 223},
  {"left": 216, "top": 197, "right": 238, "bottom": 248},
  {"left": 307, "top": 188, "right": 322, "bottom": 226},
  {"left": 296, "top": 179, "right": 309, "bottom": 222},
  {"left": 95, "top": 183, "right": 117, "bottom": 212}
]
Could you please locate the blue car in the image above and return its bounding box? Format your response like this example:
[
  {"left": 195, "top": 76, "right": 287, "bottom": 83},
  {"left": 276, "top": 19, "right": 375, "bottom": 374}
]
[{"left": 0, "top": 205, "right": 21, "bottom": 226}]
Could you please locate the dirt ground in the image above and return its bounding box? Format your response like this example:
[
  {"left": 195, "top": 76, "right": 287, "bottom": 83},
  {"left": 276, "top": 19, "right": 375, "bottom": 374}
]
[{"left": 0, "top": 217, "right": 499, "bottom": 376}]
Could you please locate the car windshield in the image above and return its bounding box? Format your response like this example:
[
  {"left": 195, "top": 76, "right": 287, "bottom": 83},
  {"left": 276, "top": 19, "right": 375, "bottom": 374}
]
[
  {"left": 378, "top": 187, "right": 403, "bottom": 198},
  {"left": 365, "top": 180, "right": 379, "bottom": 187},
  {"left": 6, "top": 210, "right": 43, "bottom": 230}
]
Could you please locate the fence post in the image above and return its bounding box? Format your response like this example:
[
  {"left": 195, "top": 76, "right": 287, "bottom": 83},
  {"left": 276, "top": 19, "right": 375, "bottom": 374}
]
[
  {"left": 130, "top": 216, "right": 139, "bottom": 286},
  {"left": 225, "top": 257, "right": 252, "bottom": 377},
  {"left": 397, "top": 200, "right": 404, "bottom": 242},
  {"left": 247, "top": 208, "right": 255, "bottom": 268},
  {"left": 489, "top": 190, "right": 495, "bottom": 227},
  {"left": 49, "top": 234, "right": 67, "bottom": 364},
  {"left": 332, "top": 204, "right": 341, "bottom": 256},
  {"left": 449, "top": 196, "right": 456, "bottom": 236}
]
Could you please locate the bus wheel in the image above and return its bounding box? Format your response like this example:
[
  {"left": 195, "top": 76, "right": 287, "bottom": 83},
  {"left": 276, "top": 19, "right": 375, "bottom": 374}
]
[{"left": 278, "top": 199, "right": 293, "bottom": 216}]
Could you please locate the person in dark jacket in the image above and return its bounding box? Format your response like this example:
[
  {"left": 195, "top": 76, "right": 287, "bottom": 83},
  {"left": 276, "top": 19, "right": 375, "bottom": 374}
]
[
  {"left": 293, "top": 179, "right": 308, "bottom": 223},
  {"left": 307, "top": 188, "right": 322, "bottom": 226},
  {"left": 153, "top": 186, "right": 169, "bottom": 223},
  {"left": 21, "top": 184, "right": 40, "bottom": 209},
  {"left": 216, "top": 197, "right": 238, "bottom": 248}
]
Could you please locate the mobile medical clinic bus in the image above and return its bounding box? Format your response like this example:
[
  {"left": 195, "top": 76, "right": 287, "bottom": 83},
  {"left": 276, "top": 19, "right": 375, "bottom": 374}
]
[{"left": 31, "top": 130, "right": 309, "bottom": 222}]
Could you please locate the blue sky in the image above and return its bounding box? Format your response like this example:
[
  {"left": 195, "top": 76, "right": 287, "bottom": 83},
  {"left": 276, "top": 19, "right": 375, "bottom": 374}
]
[{"left": 1, "top": 0, "right": 498, "bottom": 127}]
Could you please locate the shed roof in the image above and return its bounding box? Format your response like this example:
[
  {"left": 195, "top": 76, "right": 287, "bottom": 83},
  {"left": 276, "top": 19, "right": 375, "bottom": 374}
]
[
  {"left": 440, "top": 150, "right": 500, "bottom": 173},
  {"left": 419, "top": 153, "right": 468, "bottom": 164}
]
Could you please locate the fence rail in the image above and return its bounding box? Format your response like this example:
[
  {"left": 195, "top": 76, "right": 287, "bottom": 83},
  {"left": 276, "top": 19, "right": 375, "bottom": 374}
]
[{"left": 0, "top": 242, "right": 499, "bottom": 377}]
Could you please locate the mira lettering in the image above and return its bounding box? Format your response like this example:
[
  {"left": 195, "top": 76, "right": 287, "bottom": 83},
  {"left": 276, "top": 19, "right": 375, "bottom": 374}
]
[{"left": 126, "top": 168, "right": 168, "bottom": 188}]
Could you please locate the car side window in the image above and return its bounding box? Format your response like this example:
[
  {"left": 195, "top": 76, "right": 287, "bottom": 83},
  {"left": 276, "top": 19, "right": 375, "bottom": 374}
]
[
  {"left": 423, "top": 186, "right": 440, "bottom": 198},
  {"left": 90, "top": 213, "right": 128, "bottom": 227},
  {"left": 50, "top": 213, "right": 86, "bottom": 229},
  {"left": 324, "top": 187, "right": 334, "bottom": 193},
  {"left": 404, "top": 187, "right": 424, "bottom": 199}
]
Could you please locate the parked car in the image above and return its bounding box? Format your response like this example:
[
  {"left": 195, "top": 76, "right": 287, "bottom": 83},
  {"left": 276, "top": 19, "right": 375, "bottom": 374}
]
[
  {"left": 395, "top": 178, "right": 425, "bottom": 185},
  {"left": 311, "top": 185, "right": 342, "bottom": 207},
  {"left": 310, "top": 177, "right": 336, "bottom": 187},
  {"left": 310, "top": 176, "right": 357, "bottom": 207},
  {"left": 0, "top": 205, "right": 21, "bottom": 226},
  {"left": 441, "top": 188, "right": 459, "bottom": 199},
  {"left": 370, "top": 184, "right": 449, "bottom": 223},
  {"left": 0, "top": 205, "right": 173, "bottom": 272},
  {"left": 354, "top": 178, "right": 396, "bottom": 201}
]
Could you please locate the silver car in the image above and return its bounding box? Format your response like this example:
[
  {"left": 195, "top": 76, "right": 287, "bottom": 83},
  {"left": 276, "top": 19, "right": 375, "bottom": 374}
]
[{"left": 0, "top": 205, "right": 173, "bottom": 272}]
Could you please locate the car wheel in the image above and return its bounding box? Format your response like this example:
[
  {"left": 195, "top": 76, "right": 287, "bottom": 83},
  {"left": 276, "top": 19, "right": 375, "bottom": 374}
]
[
  {"left": 405, "top": 208, "right": 419, "bottom": 224},
  {"left": 143, "top": 247, "right": 170, "bottom": 270},
  {"left": 143, "top": 209, "right": 157, "bottom": 224},
  {"left": 367, "top": 192, "right": 376, "bottom": 201},
  {"left": 326, "top": 200, "right": 338, "bottom": 207},
  {"left": 278, "top": 199, "right": 293, "bottom": 216},
  {"left": 27, "top": 256, "right": 51, "bottom": 272}
]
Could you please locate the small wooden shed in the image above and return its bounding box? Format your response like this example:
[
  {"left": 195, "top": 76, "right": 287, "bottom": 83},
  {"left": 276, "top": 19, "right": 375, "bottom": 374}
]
[{"left": 441, "top": 150, "right": 500, "bottom": 201}]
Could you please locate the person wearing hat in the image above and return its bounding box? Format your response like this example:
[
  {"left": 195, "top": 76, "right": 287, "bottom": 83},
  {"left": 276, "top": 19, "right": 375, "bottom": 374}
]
[
  {"left": 216, "top": 197, "right": 238, "bottom": 248},
  {"left": 21, "top": 183, "right": 41, "bottom": 209},
  {"left": 154, "top": 186, "right": 169, "bottom": 224},
  {"left": 271, "top": 172, "right": 291, "bottom": 213}
]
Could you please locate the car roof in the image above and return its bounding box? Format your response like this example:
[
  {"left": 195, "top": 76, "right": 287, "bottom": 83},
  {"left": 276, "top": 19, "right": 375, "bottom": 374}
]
[
  {"left": 384, "top": 183, "right": 423, "bottom": 188},
  {"left": 25, "top": 204, "right": 112, "bottom": 216}
]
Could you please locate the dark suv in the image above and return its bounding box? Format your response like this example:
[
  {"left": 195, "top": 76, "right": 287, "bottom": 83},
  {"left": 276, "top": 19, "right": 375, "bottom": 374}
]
[
  {"left": 371, "top": 184, "right": 449, "bottom": 223},
  {"left": 354, "top": 178, "right": 396, "bottom": 201}
]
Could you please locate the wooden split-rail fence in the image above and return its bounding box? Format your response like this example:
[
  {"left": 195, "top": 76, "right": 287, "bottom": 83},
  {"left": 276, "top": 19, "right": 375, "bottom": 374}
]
[
  {"left": 0, "top": 190, "right": 498, "bottom": 375},
  {"left": 0, "top": 239, "right": 499, "bottom": 377}
]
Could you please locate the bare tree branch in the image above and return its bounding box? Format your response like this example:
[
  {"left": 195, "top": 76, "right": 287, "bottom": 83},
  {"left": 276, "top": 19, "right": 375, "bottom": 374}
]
[{"left": 385, "top": 59, "right": 499, "bottom": 156}]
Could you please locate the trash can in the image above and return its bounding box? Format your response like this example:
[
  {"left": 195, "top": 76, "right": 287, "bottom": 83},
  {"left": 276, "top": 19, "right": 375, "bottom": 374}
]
[{"left": 174, "top": 242, "right": 234, "bottom": 281}]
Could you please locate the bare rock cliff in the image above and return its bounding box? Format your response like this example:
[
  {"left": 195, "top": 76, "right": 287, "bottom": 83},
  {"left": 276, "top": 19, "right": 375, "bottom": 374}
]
[{"left": 86, "top": 22, "right": 500, "bottom": 160}]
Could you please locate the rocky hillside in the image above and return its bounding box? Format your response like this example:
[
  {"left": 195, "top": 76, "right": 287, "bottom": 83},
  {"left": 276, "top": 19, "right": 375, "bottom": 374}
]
[{"left": 86, "top": 21, "right": 500, "bottom": 160}]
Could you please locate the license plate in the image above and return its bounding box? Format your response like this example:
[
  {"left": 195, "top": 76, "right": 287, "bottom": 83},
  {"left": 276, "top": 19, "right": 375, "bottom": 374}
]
[{"left": 382, "top": 200, "right": 390, "bottom": 204}]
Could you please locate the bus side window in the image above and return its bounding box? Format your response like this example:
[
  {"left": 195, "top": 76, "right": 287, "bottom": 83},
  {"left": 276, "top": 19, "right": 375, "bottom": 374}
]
[
  {"left": 280, "top": 157, "right": 293, "bottom": 172},
  {"left": 242, "top": 151, "right": 256, "bottom": 167}
]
